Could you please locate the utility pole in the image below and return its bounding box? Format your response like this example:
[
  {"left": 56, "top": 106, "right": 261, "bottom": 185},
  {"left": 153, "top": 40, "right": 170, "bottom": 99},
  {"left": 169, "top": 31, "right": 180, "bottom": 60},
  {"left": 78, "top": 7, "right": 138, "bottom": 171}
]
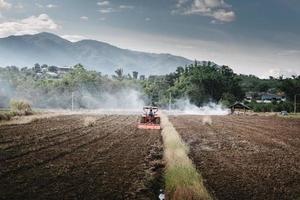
[
  {"left": 294, "top": 94, "right": 300, "bottom": 114},
  {"left": 169, "top": 92, "right": 172, "bottom": 111},
  {"left": 71, "top": 92, "right": 74, "bottom": 111}
]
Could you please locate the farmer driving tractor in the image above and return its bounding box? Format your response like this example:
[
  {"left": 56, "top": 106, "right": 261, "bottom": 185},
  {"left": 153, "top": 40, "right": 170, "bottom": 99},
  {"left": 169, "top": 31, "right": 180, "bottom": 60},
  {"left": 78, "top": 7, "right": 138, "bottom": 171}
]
[
  {"left": 148, "top": 108, "right": 154, "bottom": 121},
  {"left": 138, "top": 106, "right": 161, "bottom": 130}
]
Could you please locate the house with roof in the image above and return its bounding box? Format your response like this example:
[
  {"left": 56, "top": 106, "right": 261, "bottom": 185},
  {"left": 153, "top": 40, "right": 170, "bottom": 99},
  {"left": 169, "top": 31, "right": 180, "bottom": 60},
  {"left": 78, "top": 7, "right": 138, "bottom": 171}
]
[
  {"left": 229, "top": 102, "right": 251, "bottom": 114},
  {"left": 244, "top": 92, "right": 286, "bottom": 103}
]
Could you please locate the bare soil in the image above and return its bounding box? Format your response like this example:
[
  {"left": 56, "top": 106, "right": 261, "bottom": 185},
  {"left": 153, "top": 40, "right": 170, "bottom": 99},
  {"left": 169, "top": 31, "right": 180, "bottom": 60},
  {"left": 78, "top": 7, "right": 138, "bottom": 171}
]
[
  {"left": 170, "top": 115, "right": 300, "bottom": 200},
  {"left": 0, "top": 114, "right": 164, "bottom": 200}
]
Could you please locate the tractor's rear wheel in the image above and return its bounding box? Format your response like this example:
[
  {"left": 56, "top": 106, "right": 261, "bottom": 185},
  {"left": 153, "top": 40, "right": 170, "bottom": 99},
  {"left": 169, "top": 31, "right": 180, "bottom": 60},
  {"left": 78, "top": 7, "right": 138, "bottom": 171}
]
[
  {"left": 140, "top": 117, "right": 146, "bottom": 123},
  {"left": 155, "top": 118, "right": 160, "bottom": 124}
]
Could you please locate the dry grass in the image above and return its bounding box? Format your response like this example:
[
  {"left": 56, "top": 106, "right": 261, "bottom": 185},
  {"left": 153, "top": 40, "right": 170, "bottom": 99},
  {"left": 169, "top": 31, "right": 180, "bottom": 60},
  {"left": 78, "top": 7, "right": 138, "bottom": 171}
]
[
  {"left": 279, "top": 113, "right": 300, "bottom": 119},
  {"left": 161, "top": 114, "right": 212, "bottom": 200},
  {"left": 202, "top": 116, "right": 212, "bottom": 125},
  {"left": 0, "top": 100, "right": 33, "bottom": 122},
  {"left": 10, "top": 99, "right": 33, "bottom": 115},
  {"left": 0, "top": 111, "right": 14, "bottom": 121},
  {"left": 83, "top": 116, "right": 97, "bottom": 127},
  {"left": 0, "top": 112, "right": 66, "bottom": 126}
]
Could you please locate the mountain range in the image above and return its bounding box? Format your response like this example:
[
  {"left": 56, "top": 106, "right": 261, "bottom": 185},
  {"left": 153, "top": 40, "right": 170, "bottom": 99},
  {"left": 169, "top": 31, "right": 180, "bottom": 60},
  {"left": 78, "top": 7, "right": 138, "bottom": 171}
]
[{"left": 0, "top": 32, "right": 194, "bottom": 75}]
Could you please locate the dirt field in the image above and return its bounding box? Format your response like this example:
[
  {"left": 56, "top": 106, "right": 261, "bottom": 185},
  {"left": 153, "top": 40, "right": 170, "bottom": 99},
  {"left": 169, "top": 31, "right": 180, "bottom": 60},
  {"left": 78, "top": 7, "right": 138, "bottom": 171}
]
[
  {"left": 0, "top": 114, "right": 163, "bottom": 200},
  {"left": 170, "top": 115, "right": 300, "bottom": 200}
]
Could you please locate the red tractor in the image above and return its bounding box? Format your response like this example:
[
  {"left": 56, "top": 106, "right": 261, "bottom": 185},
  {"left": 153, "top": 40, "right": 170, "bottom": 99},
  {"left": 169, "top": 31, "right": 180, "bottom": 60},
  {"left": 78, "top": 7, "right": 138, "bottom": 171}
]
[{"left": 138, "top": 106, "right": 161, "bottom": 130}]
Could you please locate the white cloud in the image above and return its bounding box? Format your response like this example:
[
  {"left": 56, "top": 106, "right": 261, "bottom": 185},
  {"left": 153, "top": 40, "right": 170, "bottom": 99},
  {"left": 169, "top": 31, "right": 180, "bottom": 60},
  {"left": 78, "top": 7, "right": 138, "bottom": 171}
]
[
  {"left": 46, "top": 4, "right": 57, "bottom": 8},
  {"left": 212, "top": 9, "right": 235, "bottom": 22},
  {"left": 119, "top": 5, "right": 134, "bottom": 9},
  {"left": 35, "top": 3, "right": 57, "bottom": 9},
  {"left": 176, "top": 0, "right": 189, "bottom": 8},
  {"left": 174, "top": 0, "right": 236, "bottom": 22},
  {"left": 97, "top": 1, "right": 110, "bottom": 6},
  {"left": 0, "top": 14, "right": 58, "bottom": 37},
  {"left": 0, "top": 0, "right": 11, "bottom": 10},
  {"left": 267, "top": 68, "right": 298, "bottom": 78},
  {"left": 99, "top": 17, "right": 106, "bottom": 21},
  {"left": 80, "top": 16, "right": 89, "bottom": 20},
  {"left": 61, "top": 34, "right": 87, "bottom": 42},
  {"left": 99, "top": 7, "right": 114, "bottom": 13},
  {"left": 145, "top": 17, "right": 151, "bottom": 21}
]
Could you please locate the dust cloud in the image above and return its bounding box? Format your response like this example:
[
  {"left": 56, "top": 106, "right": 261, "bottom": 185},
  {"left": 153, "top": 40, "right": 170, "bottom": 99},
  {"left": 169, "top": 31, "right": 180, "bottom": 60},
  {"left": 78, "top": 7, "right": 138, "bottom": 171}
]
[
  {"left": 166, "top": 98, "right": 230, "bottom": 116},
  {"left": 0, "top": 77, "right": 146, "bottom": 112},
  {"left": 83, "top": 116, "right": 97, "bottom": 127},
  {"left": 202, "top": 116, "right": 212, "bottom": 125}
]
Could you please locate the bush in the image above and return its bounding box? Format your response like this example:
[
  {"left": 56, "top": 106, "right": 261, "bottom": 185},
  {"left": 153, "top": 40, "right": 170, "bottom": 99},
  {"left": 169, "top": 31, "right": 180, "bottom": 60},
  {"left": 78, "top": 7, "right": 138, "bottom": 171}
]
[
  {"left": 246, "top": 100, "right": 294, "bottom": 113},
  {"left": 10, "top": 100, "right": 33, "bottom": 115},
  {"left": 0, "top": 113, "right": 12, "bottom": 120}
]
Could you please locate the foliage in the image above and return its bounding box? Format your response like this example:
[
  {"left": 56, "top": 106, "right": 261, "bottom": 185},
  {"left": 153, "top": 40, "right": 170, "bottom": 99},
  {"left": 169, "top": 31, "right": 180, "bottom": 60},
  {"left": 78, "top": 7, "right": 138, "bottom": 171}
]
[
  {"left": 161, "top": 115, "right": 212, "bottom": 200},
  {"left": 0, "top": 111, "right": 13, "bottom": 121},
  {"left": 245, "top": 100, "right": 294, "bottom": 112},
  {"left": 167, "top": 63, "right": 244, "bottom": 106},
  {"left": 0, "top": 63, "right": 299, "bottom": 112},
  {"left": 279, "top": 76, "right": 300, "bottom": 101},
  {"left": 10, "top": 100, "right": 32, "bottom": 115}
]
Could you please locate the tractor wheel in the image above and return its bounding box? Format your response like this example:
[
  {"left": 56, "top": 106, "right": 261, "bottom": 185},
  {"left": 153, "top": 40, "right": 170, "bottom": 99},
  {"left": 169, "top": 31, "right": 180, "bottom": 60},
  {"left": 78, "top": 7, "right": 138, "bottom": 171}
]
[
  {"left": 155, "top": 118, "right": 160, "bottom": 124},
  {"left": 140, "top": 117, "right": 146, "bottom": 123}
]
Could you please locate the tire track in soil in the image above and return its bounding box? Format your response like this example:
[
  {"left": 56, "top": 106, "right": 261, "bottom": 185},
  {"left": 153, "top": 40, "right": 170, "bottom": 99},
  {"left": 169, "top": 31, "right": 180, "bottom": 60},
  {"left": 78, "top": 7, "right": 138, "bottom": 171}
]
[
  {"left": 1, "top": 115, "right": 137, "bottom": 199},
  {"left": 0, "top": 115, "right": 163, "bottom": 200},
  {"left": 0, "top": 116, "right": 83, "bottom": 148},
  {"left": 35, "top": 116, "right": 143, "bottom": 199},
  {"left": 0, "top": 115, "right": 133, "bottom": 177},
  {"left": 1, "top": 115, "right": 132, "bottom": 171},
  {"left": 1, "top": 115, "right": 119, "bottom": 153},
  {"left": 214, "top": 116, "right": 300, "bottom": 150},
  {"left": 170, "top": 115, "right": 300, "bottom": 200},
  {"left": 185, "top": 116, "right": 300, "bottom": 151},
  {"left": 0, "top": 115, "right": 79, "bottom": 137},
  {"left": 0, "top": 115, "right": 119, "bottom": 145},
  {"left": 0, "top": 115, "right": 119, "bottom": 161},
  {"left": 173, "top": 115, "right": 300, "bottom": 155},
  {"left": 218, "top": 116, "right": 300, "bottom": 137}
]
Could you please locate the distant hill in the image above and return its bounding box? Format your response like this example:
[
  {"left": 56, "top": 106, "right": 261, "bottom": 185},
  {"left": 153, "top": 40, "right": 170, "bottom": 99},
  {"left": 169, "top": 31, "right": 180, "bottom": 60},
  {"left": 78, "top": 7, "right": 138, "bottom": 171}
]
[{"left": 0, "top": 32, "right": 193, "bottom": 75}]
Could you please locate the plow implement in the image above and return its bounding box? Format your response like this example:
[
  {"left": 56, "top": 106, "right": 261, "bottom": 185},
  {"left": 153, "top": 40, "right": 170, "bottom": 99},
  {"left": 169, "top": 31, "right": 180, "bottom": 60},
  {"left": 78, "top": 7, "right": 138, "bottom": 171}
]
[{"left": 138, "top": 123, "right": 161, "bottom": 130}]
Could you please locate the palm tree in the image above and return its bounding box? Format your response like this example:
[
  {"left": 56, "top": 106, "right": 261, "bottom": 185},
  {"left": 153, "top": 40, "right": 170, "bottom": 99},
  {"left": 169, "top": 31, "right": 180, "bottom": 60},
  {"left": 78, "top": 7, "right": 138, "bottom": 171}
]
[{"left": 114, "top": 68, "right": 124, "bottom": 80}]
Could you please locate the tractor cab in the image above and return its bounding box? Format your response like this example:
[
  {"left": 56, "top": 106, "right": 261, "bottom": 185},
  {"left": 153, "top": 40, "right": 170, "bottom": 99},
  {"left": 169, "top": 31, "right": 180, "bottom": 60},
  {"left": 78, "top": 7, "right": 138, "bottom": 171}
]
[{"left": 138, "top": 106, "right": 161, "bottom": 130}]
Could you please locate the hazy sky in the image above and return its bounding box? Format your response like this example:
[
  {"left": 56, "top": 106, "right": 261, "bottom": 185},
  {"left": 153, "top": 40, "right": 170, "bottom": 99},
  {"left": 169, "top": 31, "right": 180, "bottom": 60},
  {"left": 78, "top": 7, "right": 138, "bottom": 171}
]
[{"left": 0, "top": 0, "right": 300, "bottom": 77}]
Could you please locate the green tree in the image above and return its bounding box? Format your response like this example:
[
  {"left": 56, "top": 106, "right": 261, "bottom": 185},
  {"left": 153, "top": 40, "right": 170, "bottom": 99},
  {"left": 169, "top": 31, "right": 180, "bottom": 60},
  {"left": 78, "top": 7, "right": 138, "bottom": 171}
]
[
  {"left": 113, "top": 68, "right": 124, "bottom": 81},
  {"left": 132, "top": 71, "right": 138, "bottom": 79}
]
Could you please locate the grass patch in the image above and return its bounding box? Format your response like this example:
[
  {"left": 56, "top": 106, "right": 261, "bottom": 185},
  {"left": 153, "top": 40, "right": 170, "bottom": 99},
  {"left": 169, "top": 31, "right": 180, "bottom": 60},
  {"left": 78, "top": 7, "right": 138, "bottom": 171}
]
[
  {"left": 0, "top": 110, "right": 15, "bottom": 121},
  {"left": 83, "top": 116, "right": 97, "bottom": 127},
  {"left": 285, "top": 113, "right": 300, "bottom": 119},
  {"left": 161, "top": 114, "right": 212, "bottom": 200},
  {"left": 278, "top": 113, "right": 300, "bottom": 119},
  {"left": 0, "top": 100, "right": 33, "bottom": 121},
  {"left": 10, "top": 100, "right": 33, "bottom": 115}
]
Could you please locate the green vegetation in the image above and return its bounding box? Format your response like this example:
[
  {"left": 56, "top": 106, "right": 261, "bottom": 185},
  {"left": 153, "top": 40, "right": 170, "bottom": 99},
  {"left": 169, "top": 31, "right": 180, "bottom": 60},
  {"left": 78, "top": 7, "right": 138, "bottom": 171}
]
[
  {"left": 0, "top": 110, "right": 15, "bottom": 121},
  {"left": 142, "top": 61, "right": 244, "bottom": 107},
  {"left": 245, "top": 101, "right": 294, "bottom": 112},
  {"left": 0, "top": 62, "right": 299, "bottom": 112},
  {"left": 279, "top": 113, "right": 300, "bottom": 119},
  {"left": 0, "top": 100, "right": 33, "bottom": 121},
  {"left": 161, "top": 114, "right": 211, "bottom": 199},
  {"left": 10, "top": 100, "right": 32, "bottom": 114}
]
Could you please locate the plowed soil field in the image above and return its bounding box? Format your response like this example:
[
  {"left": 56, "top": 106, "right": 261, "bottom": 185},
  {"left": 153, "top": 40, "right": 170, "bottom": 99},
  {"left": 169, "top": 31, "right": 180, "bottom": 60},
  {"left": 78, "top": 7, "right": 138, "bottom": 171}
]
[
  {"left": 170, "top": 115, "right": 300, "bottom": 200},
  {"left": 0, "top": 115, "right": 163, "bottom": 200}
]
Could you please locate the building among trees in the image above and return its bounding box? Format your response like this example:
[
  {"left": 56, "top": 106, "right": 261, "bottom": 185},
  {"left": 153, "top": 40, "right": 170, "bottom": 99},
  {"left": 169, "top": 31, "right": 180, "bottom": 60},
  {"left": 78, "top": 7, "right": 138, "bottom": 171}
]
[{"left": 229, "top": 102, "right": 251, "bottom": 114}]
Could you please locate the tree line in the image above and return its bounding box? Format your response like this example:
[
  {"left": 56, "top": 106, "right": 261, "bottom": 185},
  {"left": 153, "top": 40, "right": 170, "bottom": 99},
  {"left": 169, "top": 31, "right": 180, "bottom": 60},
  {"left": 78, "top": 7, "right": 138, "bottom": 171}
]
[{"left": 0, "top": 62, "right": 299, "bottom": 112}]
